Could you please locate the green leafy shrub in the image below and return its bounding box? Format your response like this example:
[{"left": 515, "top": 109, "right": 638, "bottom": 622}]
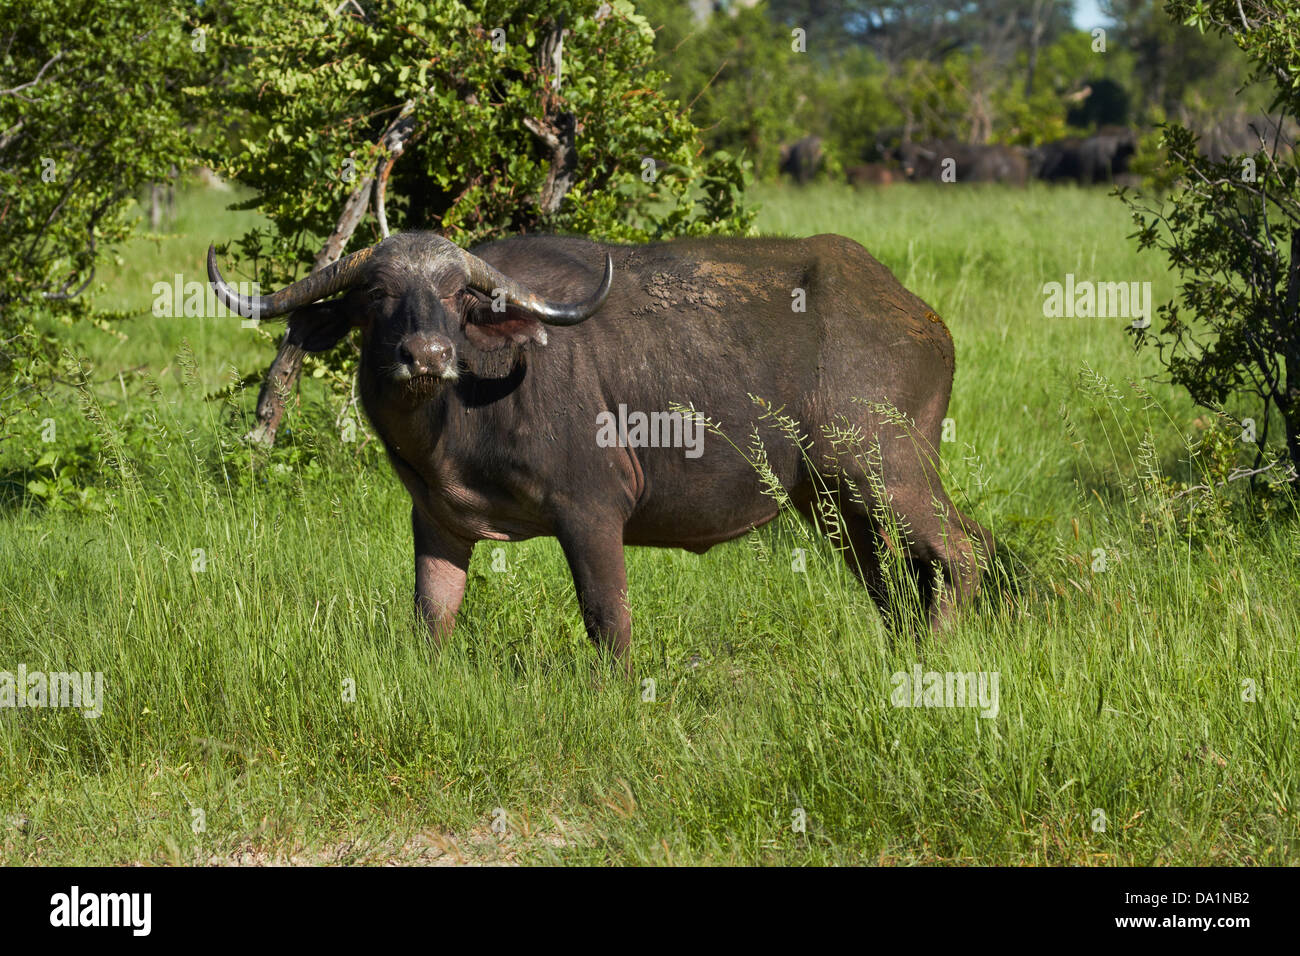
[
  {"left": 1123, "top": 1, "right": 1300, "bottom": 472},
  {"left": 0, "top": 0, "right": 200, "bottom": 434}
]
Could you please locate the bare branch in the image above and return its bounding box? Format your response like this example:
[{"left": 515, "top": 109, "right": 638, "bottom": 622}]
[
  {"left": 0, "top": 119, "right": 24, "bottom": 152},
  {"left": 0, "top": 50, "right": 63, "bottom": 97},
  {"left": 372, "top": 103, "right": 415, "bottom": 239},
  {"left": 1171, "top": 460, "right": 1298, "bottom": 499}
]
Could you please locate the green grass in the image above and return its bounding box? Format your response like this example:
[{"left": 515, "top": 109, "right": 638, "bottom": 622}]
[{"left": 0, "top": 182, "right": 1295, "bottom": 865}]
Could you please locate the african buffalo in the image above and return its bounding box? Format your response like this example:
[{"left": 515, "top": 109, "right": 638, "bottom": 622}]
[
  {"left": 778, "top": 136, "right": 824, "bottom": 184},
  {"left": 845, "top": 163, "right": 898, "bottom": 187},
  {"left": 208, "top": 233, "right": 990, "bottom": 664},
  {"left": 1035, "top": 127, "right": 1136, "bottom": 184},
  {"left": 896, "top": 141, "right": 1028, "bottom": 185},
  {"left": 1196, "top": 113, "right": 1296, "bottom": 162}
]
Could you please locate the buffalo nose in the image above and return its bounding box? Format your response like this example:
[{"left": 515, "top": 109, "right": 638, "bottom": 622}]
[{"left": 398, "top": 333, "right": 453, "bottom": 377}]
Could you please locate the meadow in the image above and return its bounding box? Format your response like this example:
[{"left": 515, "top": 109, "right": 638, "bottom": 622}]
[{"left": 0, "top": 182, "right": 1295, "bottom": 865}]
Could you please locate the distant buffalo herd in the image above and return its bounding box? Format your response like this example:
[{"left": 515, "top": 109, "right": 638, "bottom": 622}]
[{"left": 784, "top": 127, "right": 1140, "bottom": 187}]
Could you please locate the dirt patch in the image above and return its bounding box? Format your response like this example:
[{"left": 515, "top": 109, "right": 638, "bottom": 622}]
[{"left": 197, "top": 829, "right": 572, "bottom": 867}]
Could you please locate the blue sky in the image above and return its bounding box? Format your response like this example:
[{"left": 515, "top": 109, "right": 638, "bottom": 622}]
[{"left": 1073, "top": 0, "right": 1110, "bottom": 30}]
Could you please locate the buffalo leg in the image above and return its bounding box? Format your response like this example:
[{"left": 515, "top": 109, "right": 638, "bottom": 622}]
[
  {"left": 795, "top": 487, "right": 913, "bottom": 633},
  {"left": 808, "top": 432, "right": 990, "bottom": 631},
  {"left": 866, "top": 449, "right": 990, "bottom": 632},
  {"left": 834, "top": 509, "right": 908, "bottom": 631},
  {"left": 556, "top": 522, "right": 632, "bottom": 668},
  {"left": 412, "top": 507, "right": 473, "bottom": 645}
]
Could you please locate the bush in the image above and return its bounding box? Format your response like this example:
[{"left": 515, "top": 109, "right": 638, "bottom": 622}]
[
  {"left": 0, "top": 0, "right": 199, "bottom": 441},
  {"left": 1123, "top": 0, "right": 1300, "bottom": 470}
]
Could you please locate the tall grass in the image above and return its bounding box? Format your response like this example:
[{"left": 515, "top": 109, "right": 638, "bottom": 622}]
[{"left": 0, "top": 183, "right": 1295, "bottom": 865}]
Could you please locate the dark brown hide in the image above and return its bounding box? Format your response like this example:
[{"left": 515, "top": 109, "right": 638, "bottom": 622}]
[
  {"left": 897, "top": 141, "right": 1029, "bottom": 185},
  {"left": 846, "top": 163, "right": 898, "bottom": 187},
  {"left": 211, "top": 232, "right": 991, "bottom": 666}
]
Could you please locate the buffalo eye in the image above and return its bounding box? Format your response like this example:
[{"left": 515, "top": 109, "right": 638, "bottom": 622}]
[{"left": 441, "top": 289, "right": 476, "bottom": 316}]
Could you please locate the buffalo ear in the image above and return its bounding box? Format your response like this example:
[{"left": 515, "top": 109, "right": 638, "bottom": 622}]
[
  {"left": 288, "top": 297, "right": 361, "bottom": 353},
  {"left": 463, "top": 294, "right": 550, "bottom": 351}
]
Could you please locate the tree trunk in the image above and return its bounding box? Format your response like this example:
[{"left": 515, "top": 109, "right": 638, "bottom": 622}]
[
  {"left": 526, "top": 18, "right": 577, "bottom": 218},
  {"left": 149, "top": 184, "right": 162, "bottom": 230},
  {"left": 1024, "top": 0, "right": 1046, "bottom": 98},
  {"left": 245, "top": 170, "right": 375, "bottom": 446},
  {"left": 1284, "top": 230, "right": 1300, "bottom": 467},
  {"left": 246, "top": 109, "right": 414, "bottom": 446}
]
